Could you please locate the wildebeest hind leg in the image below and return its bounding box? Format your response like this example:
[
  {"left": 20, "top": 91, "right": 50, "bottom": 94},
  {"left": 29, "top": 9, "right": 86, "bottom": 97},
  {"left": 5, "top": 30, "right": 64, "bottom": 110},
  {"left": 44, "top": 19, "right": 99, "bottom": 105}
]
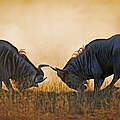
[
  {"left": 0, "top": 79, "right": 2, "bottom": 90},
  {"left": 103, "top": 75, "right": 119, "bottom": 91},
  {"left": 106, "top": 53, "right": 120, "bottom": 90},
  {"left": 94, "top": 78, "right": 105, "bottom": 92},
  {"left": 3, "top": 79, "right": 14, "bottom": 95}
]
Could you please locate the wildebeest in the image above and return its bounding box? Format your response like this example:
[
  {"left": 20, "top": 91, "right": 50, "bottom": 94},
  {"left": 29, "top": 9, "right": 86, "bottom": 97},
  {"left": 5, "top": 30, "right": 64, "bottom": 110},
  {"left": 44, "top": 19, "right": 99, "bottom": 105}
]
[
  {"left": 0, "top": 40, "right": 46, "bottom": 94},
  {"left": 43, "top": 34, "right": 120, "bottom": 92}
]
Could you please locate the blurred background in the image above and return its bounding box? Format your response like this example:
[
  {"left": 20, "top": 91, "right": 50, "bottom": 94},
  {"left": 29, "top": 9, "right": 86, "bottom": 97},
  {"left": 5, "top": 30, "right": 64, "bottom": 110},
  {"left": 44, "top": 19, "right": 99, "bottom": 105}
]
[{"left": 0, "top": 0, "right": 120, "bottom": 92}]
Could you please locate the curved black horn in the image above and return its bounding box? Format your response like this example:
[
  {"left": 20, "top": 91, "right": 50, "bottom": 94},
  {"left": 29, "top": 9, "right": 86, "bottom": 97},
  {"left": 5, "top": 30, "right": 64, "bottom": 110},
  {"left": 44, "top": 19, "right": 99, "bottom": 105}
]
[
  {"left": 48, "top": 66, "right": 64, "bottom": 71},
  {"left": 37, "top": 77, "right": 47, "bottom": 83},
  {"left": 38, "top": 64, "right": 56, "bottom": 70},
  {"left": 38, "top": 64, "right": 50, "bottom": 68},
  {"left": 35, "top": 75, "right": 47, "bottom": 83},
  {"left": 49, "top": 66, "right": 57, "bottom": 71},
  {"left": 38, "top": 64, "right": 63, "bottom": 72}
]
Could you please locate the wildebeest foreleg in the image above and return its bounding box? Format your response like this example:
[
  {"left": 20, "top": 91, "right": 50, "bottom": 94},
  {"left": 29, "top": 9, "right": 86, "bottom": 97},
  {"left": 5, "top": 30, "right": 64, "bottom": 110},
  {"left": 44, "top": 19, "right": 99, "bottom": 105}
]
[
  {"left": 106, "top": 52, "right": 120, "bottom": 91},
  {"left": 94, "top": 78, "right": 105, "bottom": 92},
  {"left": 0, "top": 80, "right": 2, "bottom": 90},
  {"left": 102, "top": 75, "right": 119, "bottom": 91},
  {"left": 3, "top": 79, "right": 14, "bottom": 95}
]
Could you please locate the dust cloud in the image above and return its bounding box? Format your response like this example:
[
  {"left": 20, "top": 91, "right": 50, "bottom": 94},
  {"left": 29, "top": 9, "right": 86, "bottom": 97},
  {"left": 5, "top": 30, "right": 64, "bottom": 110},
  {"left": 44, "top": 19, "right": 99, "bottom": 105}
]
[{"left": 0, "top": 0, "right": 120, "bottom": 91}]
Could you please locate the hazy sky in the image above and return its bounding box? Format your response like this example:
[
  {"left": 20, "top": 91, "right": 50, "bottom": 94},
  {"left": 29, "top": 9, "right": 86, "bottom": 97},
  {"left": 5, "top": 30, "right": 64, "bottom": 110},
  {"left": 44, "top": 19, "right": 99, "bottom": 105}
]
[
  {"left": 0, "top": 0, "right": 120, "bottom": 91},
  {"left": 0, "top": 0, "right": 120, "bottom": 66}
]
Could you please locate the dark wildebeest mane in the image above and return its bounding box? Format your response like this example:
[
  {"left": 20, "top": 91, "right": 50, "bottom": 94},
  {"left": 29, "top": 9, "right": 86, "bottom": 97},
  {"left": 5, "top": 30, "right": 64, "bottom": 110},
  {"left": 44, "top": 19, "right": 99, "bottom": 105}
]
[
  {"left": 0, "top": 40, "right": 39, "bottom": 74},
  {"left": 63, "top": 46, "right": 85, "bottom": 69},
  {"left": 64, "top": 38, "right": 109, "bottom": 70},
  {"left": 71, "top": 46, "right": 85, "bottom": 58},
  {"left": 1, "top": 41, "right": 39, "bottom": 72},
  {"left": 0, "top": 40, "right": 37, "bottom": 70},
  {"left": 18, "top": 49, "right": 39, "bottom": 72}
]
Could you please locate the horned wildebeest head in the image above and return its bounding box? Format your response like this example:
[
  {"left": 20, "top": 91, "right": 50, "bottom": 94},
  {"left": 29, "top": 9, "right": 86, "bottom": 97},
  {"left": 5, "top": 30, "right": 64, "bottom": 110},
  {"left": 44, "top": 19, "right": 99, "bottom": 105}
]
[
  {"left": 14, "top": 64, "right": 47, "bottom": 91},
  {"left": 14, "top": 52, "right": 47, "bottom": 91},
  {"left": 39, "top": 63, "right": 87, "bottom": 91}
]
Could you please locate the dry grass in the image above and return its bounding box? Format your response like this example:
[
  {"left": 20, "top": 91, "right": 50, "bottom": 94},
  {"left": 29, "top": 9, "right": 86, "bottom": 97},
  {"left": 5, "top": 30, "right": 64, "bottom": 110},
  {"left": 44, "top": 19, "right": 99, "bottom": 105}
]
[
  {"left": 1, "top": 72, "right": 120, "bottom": 120},
  {"left": 0, "top": 88, "right": 120, "bottom": 120}
]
